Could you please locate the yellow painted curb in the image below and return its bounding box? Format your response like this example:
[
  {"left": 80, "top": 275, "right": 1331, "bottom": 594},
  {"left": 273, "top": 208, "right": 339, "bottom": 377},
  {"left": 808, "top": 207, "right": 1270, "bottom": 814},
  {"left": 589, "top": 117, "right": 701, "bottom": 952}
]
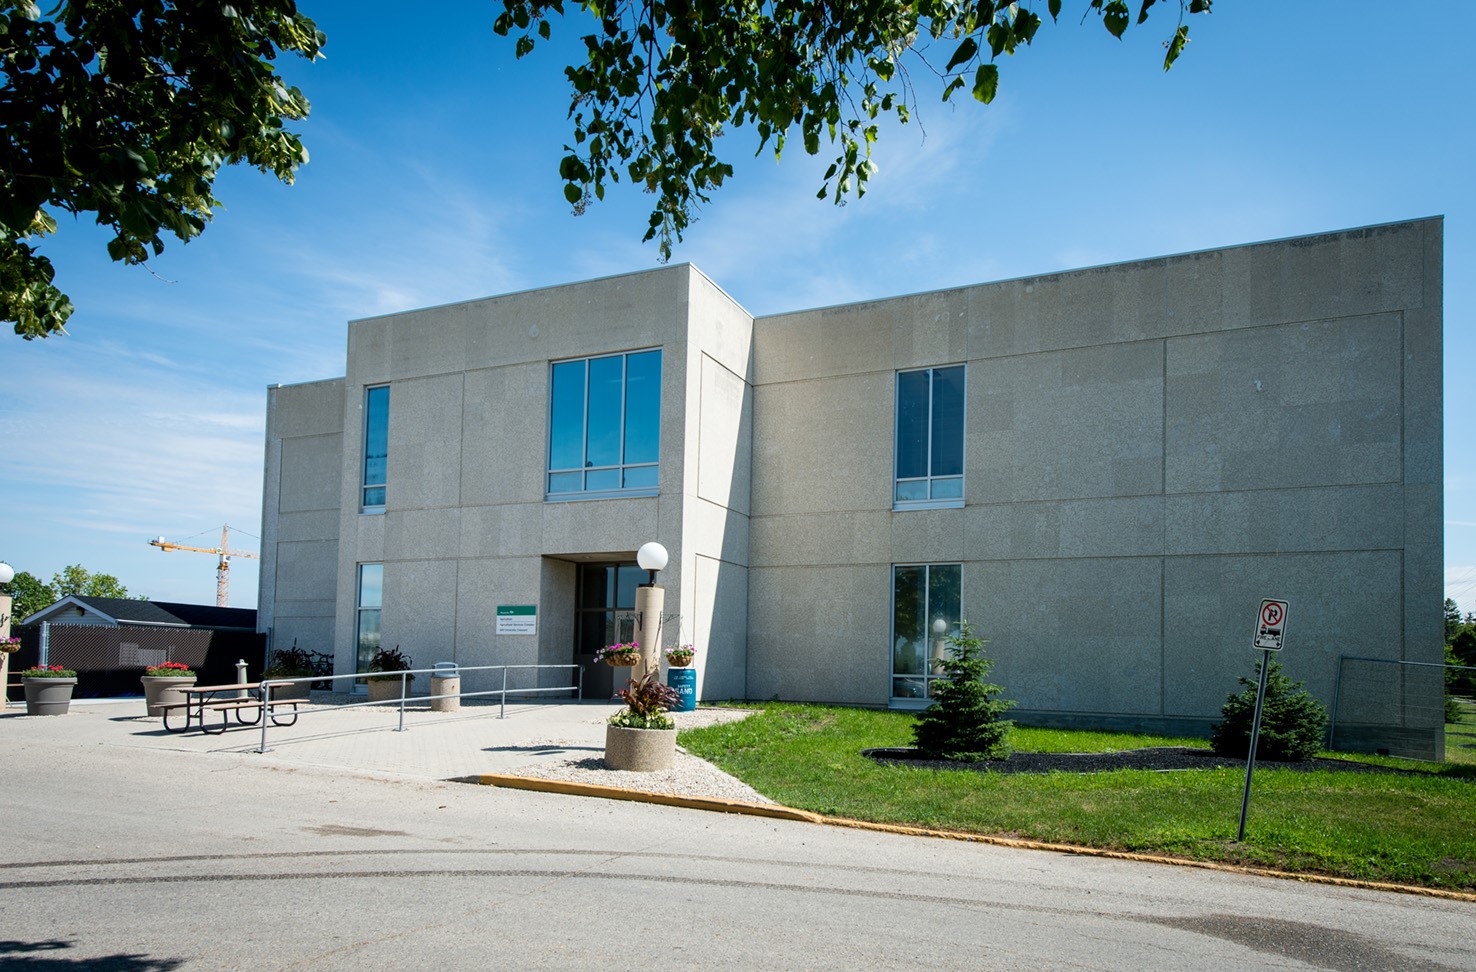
[
  {"left": 465, "top": 773, "right": 823, "bottom": 823},
  {"left": 464, "top": 772, "right": 1476, "bottom": 903}
]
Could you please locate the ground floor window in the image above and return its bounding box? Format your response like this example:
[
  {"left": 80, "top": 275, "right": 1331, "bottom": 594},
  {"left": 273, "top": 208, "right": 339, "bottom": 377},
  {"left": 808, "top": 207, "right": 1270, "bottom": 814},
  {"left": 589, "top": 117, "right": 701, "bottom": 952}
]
[
  {"left": 356, "top": 563, "right": 383, "bottom": 676},
  {"left": 891, "top": 563, "right": 961, "bottom": 702}
]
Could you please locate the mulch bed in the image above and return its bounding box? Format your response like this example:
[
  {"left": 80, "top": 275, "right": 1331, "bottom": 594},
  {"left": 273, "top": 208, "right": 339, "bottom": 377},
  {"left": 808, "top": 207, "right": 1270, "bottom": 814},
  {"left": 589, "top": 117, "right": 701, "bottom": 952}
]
[{"left": 861, "top": 746, "right": 1408, "bottom": 775}]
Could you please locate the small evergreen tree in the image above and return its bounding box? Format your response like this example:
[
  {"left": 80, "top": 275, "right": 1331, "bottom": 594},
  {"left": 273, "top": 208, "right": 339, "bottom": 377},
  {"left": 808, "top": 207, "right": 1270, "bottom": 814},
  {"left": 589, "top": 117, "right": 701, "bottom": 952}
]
[
  {"left": 1210, "top": 657, "right": 1328, "bottom": 762},
  {"left": 912, "top": 622, "right": 1014, "bottom": 761}
]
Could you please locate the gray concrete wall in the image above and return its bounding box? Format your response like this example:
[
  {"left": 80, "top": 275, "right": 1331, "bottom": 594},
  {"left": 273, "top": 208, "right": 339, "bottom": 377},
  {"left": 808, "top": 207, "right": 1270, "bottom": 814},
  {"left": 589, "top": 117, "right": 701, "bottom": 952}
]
[
  {"left": 325, "top": 266, "right": 696, "bottom": 689},
  {"left": 749, "top": 218, "right": 1443, "bottom": 755},
  {"left": 259, "top": 378, "right": 344, "bottom": 660}
]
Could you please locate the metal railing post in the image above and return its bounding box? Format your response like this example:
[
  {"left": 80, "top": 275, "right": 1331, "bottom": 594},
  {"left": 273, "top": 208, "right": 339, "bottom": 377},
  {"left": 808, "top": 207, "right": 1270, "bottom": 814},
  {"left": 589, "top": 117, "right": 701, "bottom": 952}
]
[
  {"left": 499, "top": 666, "right": 509, "bottom": 719},
  {"left": 257, "top": 678, "right": 271, "bottom": 753},
  {"left": 396, "top": 671, "right": 407, "bottom": 732},
  {"left": 577, "top": 664, "right": 584, "bottom": 702}
]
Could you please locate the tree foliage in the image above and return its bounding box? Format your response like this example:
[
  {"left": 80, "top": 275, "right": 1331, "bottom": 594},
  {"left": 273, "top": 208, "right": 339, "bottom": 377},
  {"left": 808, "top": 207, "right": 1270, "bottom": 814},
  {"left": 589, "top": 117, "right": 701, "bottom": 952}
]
[
  {"left": 495, "top": 0, "right": 1214, "bottom": 258},
  {"left": 1, "top": 562, "right": 140, "bottom": 623},
  {"left": 2, "top": 0, "right": 325, "bottom": 339},
  {"left": 2, "top": 568, "right": 53, "bottom": 622},
  {"left": 1210, "top": 657, "right": 1327, "bottom": 762},
  {"left": 911, "top": 621, "right": 1014, "bottom": 760}
]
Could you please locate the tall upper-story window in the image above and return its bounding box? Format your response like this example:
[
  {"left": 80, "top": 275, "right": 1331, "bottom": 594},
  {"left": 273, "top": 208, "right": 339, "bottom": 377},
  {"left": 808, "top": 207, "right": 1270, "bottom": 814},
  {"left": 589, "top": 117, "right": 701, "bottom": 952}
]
[
  {"left": 894, "top": 364, "right": 964, "bottom": 508},
  {"left": 547, "top": 349, "right": 661, "bottom": 499},
  {"left": 361, "top": 385, "right": 389, "bottom": 512}
]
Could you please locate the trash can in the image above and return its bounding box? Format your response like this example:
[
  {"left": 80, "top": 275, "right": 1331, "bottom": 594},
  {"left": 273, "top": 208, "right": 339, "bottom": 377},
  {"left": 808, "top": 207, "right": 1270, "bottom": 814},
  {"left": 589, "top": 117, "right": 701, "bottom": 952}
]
[
  {"left": 667, "top": 667, "right": 696, "bottom": 713},
  {"left": 431, "top": 662, "right": 460, "bottom": 712}
]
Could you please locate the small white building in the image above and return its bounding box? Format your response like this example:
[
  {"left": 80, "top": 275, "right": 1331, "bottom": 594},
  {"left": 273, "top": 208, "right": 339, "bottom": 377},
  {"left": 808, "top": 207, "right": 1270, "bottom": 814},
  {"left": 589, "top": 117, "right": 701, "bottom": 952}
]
[{"left": 257, "top": 218, "right": 1445, "bottom": 756}]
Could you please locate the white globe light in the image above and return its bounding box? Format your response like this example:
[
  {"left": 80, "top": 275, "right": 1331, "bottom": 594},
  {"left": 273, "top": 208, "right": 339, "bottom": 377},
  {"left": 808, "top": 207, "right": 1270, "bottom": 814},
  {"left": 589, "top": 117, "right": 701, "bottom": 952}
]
[
  {"left": 636, "top": 541, "right": 669, "bottom": 573},
  {"left": 0, "top": 562, "right": 13, "bottom": 585},
  {"left": 933, "top": 617, "right": 947, "bottom": 635}
]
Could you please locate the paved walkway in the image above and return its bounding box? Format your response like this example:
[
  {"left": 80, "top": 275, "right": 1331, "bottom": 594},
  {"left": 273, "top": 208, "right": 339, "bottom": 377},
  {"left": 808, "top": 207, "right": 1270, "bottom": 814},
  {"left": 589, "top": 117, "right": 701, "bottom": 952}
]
[{"left": 0, "top": 694, "right": 713, "bottom": 781}]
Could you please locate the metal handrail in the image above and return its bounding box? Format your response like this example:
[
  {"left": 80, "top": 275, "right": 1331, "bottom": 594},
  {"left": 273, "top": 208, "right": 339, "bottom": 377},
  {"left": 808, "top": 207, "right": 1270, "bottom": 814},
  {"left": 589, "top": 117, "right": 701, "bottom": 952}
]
[{"left": 253, "top": 662, "right": 584, "bottom": 754}]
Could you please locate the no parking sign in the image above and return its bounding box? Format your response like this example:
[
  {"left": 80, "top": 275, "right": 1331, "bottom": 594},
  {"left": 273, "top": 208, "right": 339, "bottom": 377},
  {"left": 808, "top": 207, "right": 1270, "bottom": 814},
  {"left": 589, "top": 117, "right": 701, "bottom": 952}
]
[{"left": 1253, "top": 599, "right": 1288, "bottom": 651}]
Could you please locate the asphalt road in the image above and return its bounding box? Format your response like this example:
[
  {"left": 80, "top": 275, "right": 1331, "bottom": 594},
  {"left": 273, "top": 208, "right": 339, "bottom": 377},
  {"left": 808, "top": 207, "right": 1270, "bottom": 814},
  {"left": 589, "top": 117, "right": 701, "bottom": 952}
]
[{"left": 2, "top": 716, "right": 1472, "bottom": 970}]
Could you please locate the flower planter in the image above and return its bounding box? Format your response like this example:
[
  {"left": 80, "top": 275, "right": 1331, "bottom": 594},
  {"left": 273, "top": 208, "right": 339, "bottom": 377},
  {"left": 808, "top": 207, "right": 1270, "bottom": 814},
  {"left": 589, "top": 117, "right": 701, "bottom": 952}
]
[
  {"left": 666, "top": 656, "right": 693, "bottom": 668},
  {"left": 141, "top": 675, "right": 197, "bottom": 716},
  {"left": 604, "top": 724, "right": 677, "bottom": 772},
  {"left": 366, "top": 676, "right": 412, "bottom": 703},
  {"left": 23, "top": 677, "right": 77, "bottom": 716},
  {"left": 605, "top": 653, "right": 640, "bottom": 667}
]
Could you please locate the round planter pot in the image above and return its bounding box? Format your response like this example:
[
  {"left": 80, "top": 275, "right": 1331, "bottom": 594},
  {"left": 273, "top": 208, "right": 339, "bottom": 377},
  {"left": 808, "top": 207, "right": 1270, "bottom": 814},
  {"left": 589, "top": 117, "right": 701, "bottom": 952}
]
[
  {"left": 430, "top": 675, "right": 461, "bottom": 713},
  {"left": 667, "top": 657, "right": 693, "bottom": 668},
  {"left": 23, "top": 677, "right": 77, "bottom": 716},
  {"left": 605, "top": 654, "right": 640, "bottom": 668},
  {"left": 604, "top": 724, "right": 677, "bottom": 772},
  {"left": 366, "top": 676, "right": 413, "bottom": 703},
  {"left": 141, "top": 675, "right": 196, "bottom": 716}
]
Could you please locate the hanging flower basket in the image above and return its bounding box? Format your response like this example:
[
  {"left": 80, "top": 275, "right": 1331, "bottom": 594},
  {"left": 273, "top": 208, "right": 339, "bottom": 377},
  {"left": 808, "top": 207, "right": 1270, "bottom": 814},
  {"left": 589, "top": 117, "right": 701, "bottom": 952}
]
[{"left": 595, "top": 643, "right": 640, "bottom": 667}]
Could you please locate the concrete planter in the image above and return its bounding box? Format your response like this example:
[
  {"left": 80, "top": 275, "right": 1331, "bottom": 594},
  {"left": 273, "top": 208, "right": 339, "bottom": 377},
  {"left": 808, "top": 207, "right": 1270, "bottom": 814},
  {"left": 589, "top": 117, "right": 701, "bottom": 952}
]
[
  {"left": 23, "top": 677, "right": 77, "bottom": 716},
  {"left": 430, "top": 675, "right": 460, "bottom": 712},
  {"left": 604, "top": 724, "right": 677, "bottom": 771},
  {"left": 141, "top": 675, "right": 196, "bottom": 716},
  {"left": 366, "top": 676, "right": 413, "bottom": 703}
]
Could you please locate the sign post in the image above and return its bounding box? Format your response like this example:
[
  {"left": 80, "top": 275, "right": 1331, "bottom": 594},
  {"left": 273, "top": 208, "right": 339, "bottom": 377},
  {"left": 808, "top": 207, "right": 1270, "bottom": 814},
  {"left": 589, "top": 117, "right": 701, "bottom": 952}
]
[{"left": 1238, "top": 598, "right": 1288, "bottom": 841}]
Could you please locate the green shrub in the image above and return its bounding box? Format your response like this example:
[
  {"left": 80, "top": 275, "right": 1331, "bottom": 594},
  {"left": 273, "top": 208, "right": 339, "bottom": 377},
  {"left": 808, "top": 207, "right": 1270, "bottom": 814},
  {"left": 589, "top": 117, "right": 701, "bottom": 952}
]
[
  {"left": 911, "top": 621, "right": 1014, "bottom": 761},
  {"left": 1210, "top": 657, "right": 1327, "bottom": 761}
]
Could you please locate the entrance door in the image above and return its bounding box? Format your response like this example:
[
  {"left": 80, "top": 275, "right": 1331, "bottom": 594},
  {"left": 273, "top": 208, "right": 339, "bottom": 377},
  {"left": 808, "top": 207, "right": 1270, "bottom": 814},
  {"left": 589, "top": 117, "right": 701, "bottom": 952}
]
[{"left": 575, "top": 562, "right": 645, "bottom": 698}]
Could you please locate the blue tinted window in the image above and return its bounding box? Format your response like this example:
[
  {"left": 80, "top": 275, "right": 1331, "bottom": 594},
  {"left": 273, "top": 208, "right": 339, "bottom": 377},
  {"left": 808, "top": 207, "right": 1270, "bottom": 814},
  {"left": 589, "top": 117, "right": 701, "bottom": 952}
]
[
  {"left": 362, "top": 386, "right": 389, "bottom": 510},
  {"left": 547, "top": 350, "right": 661, "bottom": 498},
  {"left": 892, "top": 563, "right": 961, "bottom": 702},
  {"left": 894, "top": 365, "right": 965, "bottom": 507}
]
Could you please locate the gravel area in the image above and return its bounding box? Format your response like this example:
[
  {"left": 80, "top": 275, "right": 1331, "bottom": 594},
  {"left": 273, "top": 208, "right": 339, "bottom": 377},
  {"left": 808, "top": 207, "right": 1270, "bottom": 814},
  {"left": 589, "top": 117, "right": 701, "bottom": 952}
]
[
  {"left": 492, "top": 707, "right": 776, "bottom": 804},
  {"left": 863, "top": 746, "right": 1409, "bottom": 775}
]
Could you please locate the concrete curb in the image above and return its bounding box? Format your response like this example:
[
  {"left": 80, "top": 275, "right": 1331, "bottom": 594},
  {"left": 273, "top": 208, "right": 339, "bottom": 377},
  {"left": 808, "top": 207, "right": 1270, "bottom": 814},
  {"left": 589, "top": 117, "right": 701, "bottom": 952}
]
[{"left": 464, "top": 773, "right": 1476, "bottom": 904}]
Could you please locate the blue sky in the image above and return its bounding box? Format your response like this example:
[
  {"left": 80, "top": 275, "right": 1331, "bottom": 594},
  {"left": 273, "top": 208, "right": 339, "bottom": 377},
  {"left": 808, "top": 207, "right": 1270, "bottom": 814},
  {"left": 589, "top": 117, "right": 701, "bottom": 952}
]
[{"left": 2, "top": 2, "right": 1473, "bottom": 613}]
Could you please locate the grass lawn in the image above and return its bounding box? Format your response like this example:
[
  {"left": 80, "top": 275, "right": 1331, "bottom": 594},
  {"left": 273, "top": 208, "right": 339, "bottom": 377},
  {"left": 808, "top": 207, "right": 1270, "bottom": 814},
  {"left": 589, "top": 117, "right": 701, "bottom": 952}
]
[
  {"left": 1446, "top": 697, "right": 1476, "bottom": 766},
  {"left": 680, "top": 703, "right": 1476, "bottom": 892}
]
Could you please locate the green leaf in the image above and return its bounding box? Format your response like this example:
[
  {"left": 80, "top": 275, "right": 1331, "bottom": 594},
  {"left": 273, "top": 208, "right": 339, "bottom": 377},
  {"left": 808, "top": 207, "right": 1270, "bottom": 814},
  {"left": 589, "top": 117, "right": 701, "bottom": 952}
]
[
  {"left": 1136, "top": 0, "right": 1156, "bottom": 25},
  {"left": 946, "top": 37, "right": 978, "bottom": 73},
  {"left": 1163, "top": 24, "right": 1188, "bottom": 70},
  {"left": 1048, "top": 0, "right": 1062, "bottom": 18},
  {"left": 1103, "top": 1, "right": 1130, "bottom": 38},
  {"left": 564, "top": 183, "right": 583, "bottom": 204},
  {"left": 972, "top": 64, "right": 998, "bottom": 104}
]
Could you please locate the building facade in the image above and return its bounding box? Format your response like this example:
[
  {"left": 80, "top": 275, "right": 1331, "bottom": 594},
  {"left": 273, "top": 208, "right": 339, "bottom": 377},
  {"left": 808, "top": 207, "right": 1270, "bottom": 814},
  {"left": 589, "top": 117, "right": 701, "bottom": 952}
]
[{"left": 258, "top": 218, "right": 1444, "bottom": 755}]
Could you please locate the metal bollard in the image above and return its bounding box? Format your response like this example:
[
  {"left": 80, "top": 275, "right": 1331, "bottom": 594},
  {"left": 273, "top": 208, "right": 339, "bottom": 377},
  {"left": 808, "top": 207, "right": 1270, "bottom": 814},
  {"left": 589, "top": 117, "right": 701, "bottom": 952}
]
[{"left": 236, "top": 659, "right": 249, "bottom": 699}]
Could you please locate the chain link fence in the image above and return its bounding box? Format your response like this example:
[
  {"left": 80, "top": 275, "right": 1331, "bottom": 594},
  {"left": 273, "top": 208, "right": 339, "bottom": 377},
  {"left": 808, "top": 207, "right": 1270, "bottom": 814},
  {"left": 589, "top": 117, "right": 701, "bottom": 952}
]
[
  {"left": 1329, "top": 656, "right": 1456, "bottom": 761},
  {"left": 5, "top": 623, "right": 265, "bottom": 701}
]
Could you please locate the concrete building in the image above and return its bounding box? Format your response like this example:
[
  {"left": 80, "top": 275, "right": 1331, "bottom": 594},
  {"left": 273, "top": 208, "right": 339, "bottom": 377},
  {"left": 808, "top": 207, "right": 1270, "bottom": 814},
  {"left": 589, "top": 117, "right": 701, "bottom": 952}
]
[{"left": 257, "top": 217, "right": 1444, "bottom": 756}]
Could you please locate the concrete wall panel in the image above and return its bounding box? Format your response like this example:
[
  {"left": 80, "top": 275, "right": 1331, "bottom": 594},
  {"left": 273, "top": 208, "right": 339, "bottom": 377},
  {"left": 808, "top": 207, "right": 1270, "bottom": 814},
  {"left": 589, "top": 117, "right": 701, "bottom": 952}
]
[
  {"left": 750, "top": 511, "right": 890, "bottom": 568},
  {"left": 1162, "top": 551, "right": 1401, "bottom": 718},
  {"left": 751, "top": 372, "right": 892, "bottom": 515},
  {"left": 1165, "top": 314, "right": 1402, "bottom": 494},
  {"left": 459, "top": 503, "right": 545, "bottom": 560},
  {"left": 382, "top": 558, "right": 459, "bottom": 670},
  {"left": 461, "top": 363, "right": 547, "bottom": 506},
  {"left": 969, "top": 341, "right": 1163, "bottom": 503},
  {"left": 278, "top": 434, "right": 343, "bottom": 513},
  {"left": 747, "top": 564, "right": 890, "bottom": 705},
  {"left": 1164, "top": 485, "right": 1402, "bottom": 556},
  {"left": 274, "top": 539, "right": 339, "bottom": 602},
  {"left": 696, "top": 354, "right": 752, "bottom": 515},
  {"left": 963, "top": 497, "right": 1163, "bottom": 561},
  {"left": 383, "top": 507, "right": 462, "bottom": 562},
  {"left": 388, "top": 373, "right": 464, "bottom": 510},
  {"left": 974, "top": 558, "right": 1163, "bottom": 716},
  {"left": 693, "top": 554, "right": 747, "bottom": 700}
]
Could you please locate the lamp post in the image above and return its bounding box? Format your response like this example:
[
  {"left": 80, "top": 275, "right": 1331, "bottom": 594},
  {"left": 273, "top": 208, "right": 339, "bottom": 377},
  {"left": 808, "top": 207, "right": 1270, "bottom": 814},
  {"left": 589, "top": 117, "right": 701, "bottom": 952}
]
[
  {"left": 633, "top": 542, "right": 668, "bottom": 683},
  {"left": 0, "top": 562, "right": 14, "bottom": 702},
  {"left": 931, "top": 616, "right": 948, "bottom": 674}
]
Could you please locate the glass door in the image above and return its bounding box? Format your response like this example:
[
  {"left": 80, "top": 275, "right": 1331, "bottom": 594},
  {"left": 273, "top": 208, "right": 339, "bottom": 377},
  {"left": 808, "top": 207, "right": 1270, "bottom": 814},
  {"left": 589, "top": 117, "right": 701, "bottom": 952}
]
[{"left": 575, "top": 562, "right": 644, "bottom": 697}]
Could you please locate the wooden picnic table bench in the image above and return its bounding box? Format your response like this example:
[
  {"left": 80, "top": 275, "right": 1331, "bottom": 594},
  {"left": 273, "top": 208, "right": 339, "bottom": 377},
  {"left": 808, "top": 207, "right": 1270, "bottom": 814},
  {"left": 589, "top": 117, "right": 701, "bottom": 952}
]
[{"left": 161, "top": 682, "right": 305, "bottom": 735}]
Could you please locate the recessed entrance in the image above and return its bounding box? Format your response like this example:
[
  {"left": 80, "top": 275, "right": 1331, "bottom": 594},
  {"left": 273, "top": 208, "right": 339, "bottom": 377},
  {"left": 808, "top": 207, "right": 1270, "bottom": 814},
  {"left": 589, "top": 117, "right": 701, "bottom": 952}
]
[{"left": 575, "top": 562, "right": 643, "bottom": 698}]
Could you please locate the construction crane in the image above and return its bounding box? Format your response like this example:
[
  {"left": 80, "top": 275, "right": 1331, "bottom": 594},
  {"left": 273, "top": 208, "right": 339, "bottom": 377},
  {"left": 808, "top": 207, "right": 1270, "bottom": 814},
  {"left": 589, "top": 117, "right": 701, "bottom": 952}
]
[{"left": 149, "top": 525, "right": 259, "bottom": 607}]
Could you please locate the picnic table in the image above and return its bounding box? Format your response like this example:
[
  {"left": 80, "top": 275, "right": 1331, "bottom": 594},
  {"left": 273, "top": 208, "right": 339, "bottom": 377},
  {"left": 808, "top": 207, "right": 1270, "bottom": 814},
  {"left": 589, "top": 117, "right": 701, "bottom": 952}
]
[{"left": 161, "top": 682, "right": 305, "bottom": 735}]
